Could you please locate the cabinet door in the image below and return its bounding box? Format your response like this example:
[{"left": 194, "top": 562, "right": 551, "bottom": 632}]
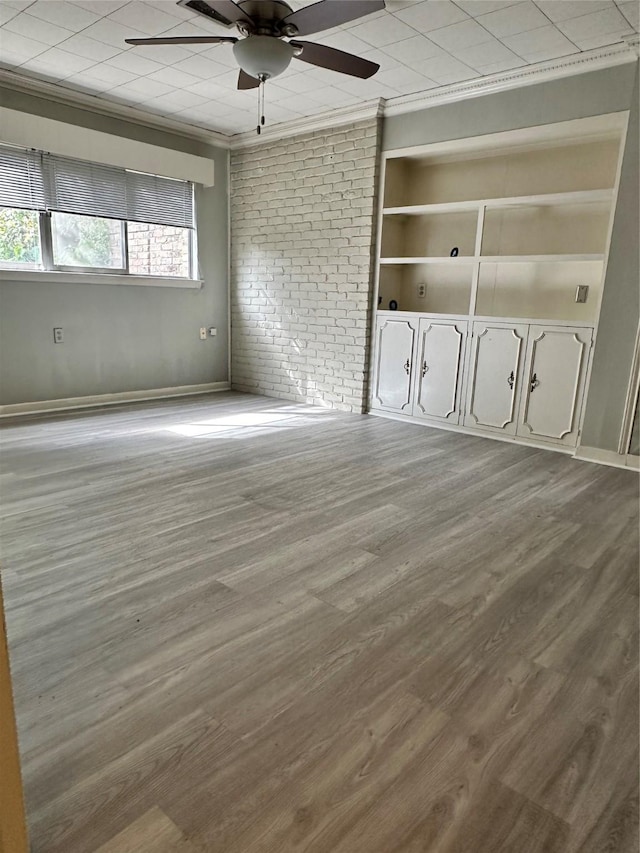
[
  {"left": 413, "top": 319, "right": 467, "bottom": 424},
  {"left": 464, "top": 322, "right": 527, "bottom": 435},
  {"left": 371, "top": 316, "right": 417, "bottom": 413},
  {"left": 517, "top": 325, "right": 593, "bottom": 446}
]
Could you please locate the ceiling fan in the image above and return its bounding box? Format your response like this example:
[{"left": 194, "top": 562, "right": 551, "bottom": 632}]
[{"left": 125, "top": 0, "right": 386, "bottom": 132}]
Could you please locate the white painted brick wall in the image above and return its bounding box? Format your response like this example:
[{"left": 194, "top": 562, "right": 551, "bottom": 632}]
[{"left": 230, "top": 118, "right": 380, "bottom": 412}]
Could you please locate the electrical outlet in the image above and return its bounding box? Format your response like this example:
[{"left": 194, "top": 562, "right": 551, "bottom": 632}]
[
  {"left": 418, "top": 284, "right": 426, "bottom": 298},
  {"left": 575, "top": 285, "right": 589, "bottom": 304},
  {"left": 199, "top": 327, "right": 207, "bottom": 340},
  {"left": 53, "top": 327, "right": 63, "bottom": 344}
]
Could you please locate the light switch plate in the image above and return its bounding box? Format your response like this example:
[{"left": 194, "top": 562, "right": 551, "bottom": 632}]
[{"left": 575, "top": 285, "right": 589, "bottom": 304}]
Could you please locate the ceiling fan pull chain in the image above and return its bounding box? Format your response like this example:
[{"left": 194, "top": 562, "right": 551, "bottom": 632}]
[{"left": 256, "top": 78, "right": 261, "bottom": 134}]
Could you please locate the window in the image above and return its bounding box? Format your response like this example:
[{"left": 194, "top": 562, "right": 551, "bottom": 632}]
[
  {"left": 0, "top": 207, "right": 41, "bottom": 268},
  {"left": 127, "top": 222, "right": 191, "bottom": 278},
  {"left": 51, "top": 213, "right": 126, "bottom": 271},
  {"left": 0, "top": 145, "right": 196, "bottom": 279}
]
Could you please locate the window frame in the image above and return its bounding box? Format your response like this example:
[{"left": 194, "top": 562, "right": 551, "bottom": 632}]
[{"left": 0, "top": 208, "right": 196, "bottom": 280}]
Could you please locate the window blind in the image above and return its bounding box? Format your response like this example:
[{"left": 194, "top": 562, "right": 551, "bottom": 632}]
[
  {"left": 47, "top": 154, "right": 128, "bottom": 221},
  {"left": 0, "top": 145, "right": 194, "bottom": 229},
  {"left": 125, "top": 170, "right": 194, "bottom": 229},
  {"left": 0, "top": 146, "right": 47, "bottom": 211}
]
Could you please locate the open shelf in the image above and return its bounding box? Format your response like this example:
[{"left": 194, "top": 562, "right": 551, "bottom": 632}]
[
  {"left": 476, "top": 261, "right": 603, "bottom": 323},
  {"left": 381, "top": 209, "right": 477, "bottom": 259},
  {"left": 481, "top": 201, "right": 611, "bottom": 257},
  {"left": 376, "top": 114, "right": 622, "bottom": 328},
  {"left": 382, "top": 188, "right": 614, "bottom": 217},
  {"left": 378, "top": 263, "right": 474, "bottom": 315},
  {"left": 383, "top": 137, "right": 621, "bottom": 207}
]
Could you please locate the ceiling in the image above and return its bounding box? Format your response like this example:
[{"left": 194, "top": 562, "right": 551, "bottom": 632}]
[{"left": 0, "top": 0, "right": 638, "bottom": 137}]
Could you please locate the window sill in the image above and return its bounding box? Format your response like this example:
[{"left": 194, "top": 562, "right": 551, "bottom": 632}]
[{"left": 0, "top": 269, "right": 203, "bottom": 289}]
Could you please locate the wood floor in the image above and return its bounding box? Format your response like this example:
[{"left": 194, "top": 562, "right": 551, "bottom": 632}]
[{"left": 0, "top": 392, "right": 638, "bottom": 853}]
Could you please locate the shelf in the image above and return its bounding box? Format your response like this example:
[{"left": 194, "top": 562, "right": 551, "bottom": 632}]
[
  {"left": 382, "top": 189, "right": 613, "bottom": 218},
  {"left": 380, "top": 255, "right": 604, "bottom": 264},
  {"left": 479, "top": 254, "right": 604, "bottom": 263},
  {"left": 383, "top": 201, "right": 480, "bottom": 216},
  {"left": 380, "top": 257, "right": 476, "bottom": 264}
]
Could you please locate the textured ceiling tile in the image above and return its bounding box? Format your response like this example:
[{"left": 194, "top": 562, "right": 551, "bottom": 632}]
[
  {"left": 476, "top": 0, "right": 549, "bottom": 36},
  {"left": 348, "top": 14, "right": 417, "bottom": 46},
  {"left": 617, "top": 0, "right": 640, "bottom": 28},
  {"left": 534, "top": 0, "right": 613, "bottom": 22},
  {"left": 3, "top": 12, "right": 75, "bottom": 46},
  {"left": 394, "top": 0, "right": 470, "bottom": 31},
  {"left": 81, "top": 17, "right": 146, "bottom": 47},
  {"left": 56, "top": 32, "right": 123, "bottom": 61},
  {"left": 428, "top": 18, "right": 496, "bottom": 50},
  {"left": 107, "top": 1, "right": 184, "bottom": 35},
  {"left": 27, "top": 1, "right": 101, "bottom": 29},
  {"left": 503, "top": 24, "right": 578, "bottom": 60},
  {"left": 556, "top": 5, "right": 634, "bottom": 42}
]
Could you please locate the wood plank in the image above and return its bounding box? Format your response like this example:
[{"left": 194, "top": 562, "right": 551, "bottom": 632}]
[{"left": 94, "top": 806, "right": 200, "bottom": 853}]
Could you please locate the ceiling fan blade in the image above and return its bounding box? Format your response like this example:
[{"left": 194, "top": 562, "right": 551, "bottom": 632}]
[
  {"left": 282, "top": 0, "right": 385, "bottom": 37},
  {"left": 238, "top": 69, "right": 260, "bottom": 89},
  {"left": 125, "top": 35, "right": 237, "bottom": 45},
  {"left": 177, "top": 0, "right": 251, "bottom": 27},
  {"left": 291, "top": 41, "right": 379, "bottom": 79}
]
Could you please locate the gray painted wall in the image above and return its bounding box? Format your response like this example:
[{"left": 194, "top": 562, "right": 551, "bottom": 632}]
[
  {"left": 581, "top": 67, "right": 639, "bottom": 452},
  {"left": 383, "top": 62, "right": 640, "bottom": 453},
  {"left": 0, "top": 89, "right": 229, "bottom": 405}
]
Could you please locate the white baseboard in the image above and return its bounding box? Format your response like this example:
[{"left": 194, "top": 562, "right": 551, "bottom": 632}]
[
  {"left": 0, "top": 382, "right": 231, "bottom": 418},
  {"left": 368, "top": 408, "right": 573, "bottom": 455},
  {"left": 573, "top": 445, "right": 640, "bottom": 470}
]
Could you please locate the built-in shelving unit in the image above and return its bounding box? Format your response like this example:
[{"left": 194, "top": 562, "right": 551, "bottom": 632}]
[{"left": 370, "top": 113, "right": 627, "bottom": 451}]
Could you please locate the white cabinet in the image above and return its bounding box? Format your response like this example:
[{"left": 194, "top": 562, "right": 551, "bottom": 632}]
[
  {"left": 371, "top": 316, "right": 593, "bottom": 448},
  {"left": 517, "top": 325, "right": 592, "bottom": 446},
  {"left": 413, "top": 319, "right": 467, "bottom": 424},
  {"left": 462, "top": 322, "right": 592, "bottom": 447},
  {"left": 464, "top": 322, "right": 527, "bottom": 435},
  {"left": 372, "top": 316, "right": 417, "bottom": 413}
]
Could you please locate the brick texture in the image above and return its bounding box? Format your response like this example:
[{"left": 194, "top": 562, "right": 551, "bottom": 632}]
[{"left": 230, "top": 118, "right": 381, "bottom": 412}]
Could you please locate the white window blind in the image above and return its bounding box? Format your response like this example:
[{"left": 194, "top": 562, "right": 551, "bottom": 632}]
[
  {"left": 47, "top": 154, "right": 128, "bottom": 221},
  {"left": 126, "top": 170, "right": 194, "bottom": 228},
  {"left": 0, "top": 145, "right": 194, "bottom": 228},
  {"left": 0, "top": 146, "right": 47, "bottom": 210}
]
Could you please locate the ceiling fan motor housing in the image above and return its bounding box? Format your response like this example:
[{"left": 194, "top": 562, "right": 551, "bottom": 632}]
[{"left": 233, "top": 35, "right": 294, "bottom": 80}]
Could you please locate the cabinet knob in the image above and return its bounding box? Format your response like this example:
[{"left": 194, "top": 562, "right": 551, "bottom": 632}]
[
  {"left": 422, "top": 361, "right": 428, "bottom": 377},
  {"left": 404, "top": 359, "right": 410, "bottom": 375},
  {"left": 530, "top": 373, "right": 540, "bottom": 392},
  {"left": 507, "top": 371, "right": 514, "bottom": 389}
]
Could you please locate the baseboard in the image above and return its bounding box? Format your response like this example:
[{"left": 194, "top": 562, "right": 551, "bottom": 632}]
[
  {"left": 573, "top": 445, "right": 640, "bottom": 470},
  {"left": 367, "top": 408, "right": 573, "bottom": 455},
  {"left": 0, "top": 382, "right": 231, "bottom": 418}
]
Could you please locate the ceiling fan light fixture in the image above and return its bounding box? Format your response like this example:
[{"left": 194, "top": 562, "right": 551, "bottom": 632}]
[{"left": 232, "top": 35, "right": 293, "bottom": 80}]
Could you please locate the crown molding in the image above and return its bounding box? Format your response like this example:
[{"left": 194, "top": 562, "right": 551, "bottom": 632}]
[
  {"left": 0, "top": 68, "right": 231, "bottom": 149},
  {"left": 227, "top": 98, "right": 383, "bottom": 149},
  {"left": 383, "top": 37, "right": 639, "bottom": 118}
]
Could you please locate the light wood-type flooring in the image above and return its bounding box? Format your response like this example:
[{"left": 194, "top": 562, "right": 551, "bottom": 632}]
[{"left": 1, "top": 392, "right": 638, "bottom": 853}]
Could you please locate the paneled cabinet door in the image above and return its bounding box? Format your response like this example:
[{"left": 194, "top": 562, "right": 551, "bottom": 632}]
[
  {"left": 517, "top": 325, "right": 593, "bottom": 446},
  {"left": 464, "top": 322, "right": 528, "bottom": 435},
  {"left": 372, "top": 316, "right": 417, "bottom": 413},
  {"left": 413, "top": 319, "right": 467, "bottom": 424}
]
